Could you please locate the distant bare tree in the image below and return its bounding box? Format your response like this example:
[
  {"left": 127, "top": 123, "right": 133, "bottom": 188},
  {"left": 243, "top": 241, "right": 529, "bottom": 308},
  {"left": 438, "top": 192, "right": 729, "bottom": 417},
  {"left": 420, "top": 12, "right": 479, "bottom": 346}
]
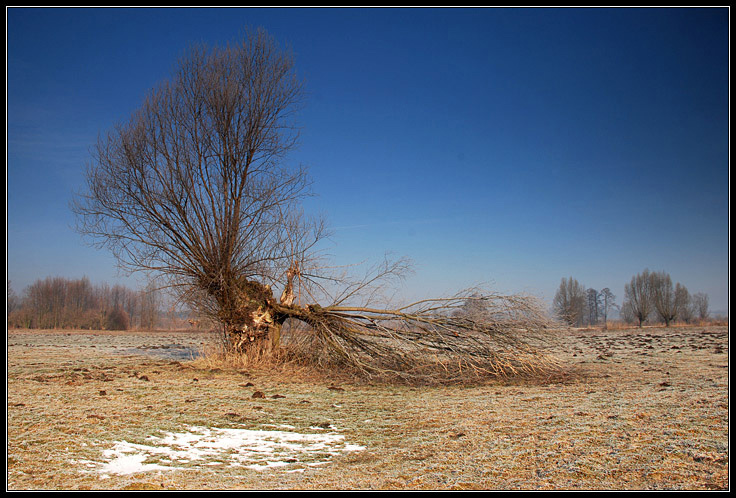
[
  {"left": 585, "top": 288, "right": 600, "bottom": 326},
  {"left": 553, "top": 277, "right": 586, "bottom": 326},
  {"left": 7, "top": 281, "right": 20, "bottom": 315},
  {"left": 623, "top": 269, "right": 653, "bottom": 328},
  {"left": 619, "top": 299, "right": 635, "bottom": 325},
  {"left": 64, "top": 277, "right": 97, "bottom": 327},
  {"left": 25, "top": 277, "right": 66, "bottom": 329},
  {"left": 598, "top": 287, "right": 618, "bottom": 330},
  {"left": 139, "top": 281, "right": 159, "bottom": 331},
  {"left": 120, "top": 288, "right": 140, "bottom": 329},
  {"left": 650, "top": 271, "right": 680, "bottom": 327},
  {"left": 692, "top": 292, "right": 710, "bottom": 321},
  {"left": 674, "top": 283, "right": 693, "bottom": 323}
]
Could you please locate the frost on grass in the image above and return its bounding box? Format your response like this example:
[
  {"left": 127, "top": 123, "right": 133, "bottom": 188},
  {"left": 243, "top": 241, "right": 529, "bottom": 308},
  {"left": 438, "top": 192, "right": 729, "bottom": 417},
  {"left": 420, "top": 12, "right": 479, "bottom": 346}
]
[{"left": 89, "top": 425, "right": 364, "bottom": 476}]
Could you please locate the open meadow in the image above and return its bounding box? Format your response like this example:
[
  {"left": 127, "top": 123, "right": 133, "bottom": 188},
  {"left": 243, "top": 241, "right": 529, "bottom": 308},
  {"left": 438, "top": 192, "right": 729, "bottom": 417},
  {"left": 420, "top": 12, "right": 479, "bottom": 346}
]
[{"left": 6, "top": 325, "right": 729, "bottom": 490}]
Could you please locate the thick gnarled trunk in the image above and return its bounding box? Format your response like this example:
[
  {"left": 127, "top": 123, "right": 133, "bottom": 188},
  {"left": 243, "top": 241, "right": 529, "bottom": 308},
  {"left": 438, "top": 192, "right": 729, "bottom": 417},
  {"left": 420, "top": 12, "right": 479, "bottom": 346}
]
[
  {"left": 222, "top": 261, "right": 300, "bottom": 354},
  {"left": 225, "top": 305, "right": 284, "bottom": 354},
  {"left": 218, "top": 272, "right": 302, "bottom": 356}
]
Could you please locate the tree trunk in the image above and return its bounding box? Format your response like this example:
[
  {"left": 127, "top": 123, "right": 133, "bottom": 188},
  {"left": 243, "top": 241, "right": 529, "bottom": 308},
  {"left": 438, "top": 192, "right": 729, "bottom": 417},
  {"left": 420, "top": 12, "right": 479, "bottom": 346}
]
[
  {"left": 218, "top": 278, "right": 290, "bottom": 356},
  {"left": 224, "top": 306, "right": 277, "bottom": 354}
]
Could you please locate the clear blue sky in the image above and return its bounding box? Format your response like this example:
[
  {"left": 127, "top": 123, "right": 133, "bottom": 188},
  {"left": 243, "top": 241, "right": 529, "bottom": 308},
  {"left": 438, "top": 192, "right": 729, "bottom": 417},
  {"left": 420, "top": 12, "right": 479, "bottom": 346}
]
[{"left": 6, "top": 7, "right": 730, "bottom": 313}]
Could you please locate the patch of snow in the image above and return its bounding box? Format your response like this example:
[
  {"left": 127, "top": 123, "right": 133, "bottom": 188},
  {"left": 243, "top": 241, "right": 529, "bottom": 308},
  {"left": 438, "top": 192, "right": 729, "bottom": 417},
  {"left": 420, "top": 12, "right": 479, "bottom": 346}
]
[
  {"left": 86, "top": 424, "right": 364, "bottom": 476},
  {"left": 99, "top": 449, "right": 176, "bottom": 476}
]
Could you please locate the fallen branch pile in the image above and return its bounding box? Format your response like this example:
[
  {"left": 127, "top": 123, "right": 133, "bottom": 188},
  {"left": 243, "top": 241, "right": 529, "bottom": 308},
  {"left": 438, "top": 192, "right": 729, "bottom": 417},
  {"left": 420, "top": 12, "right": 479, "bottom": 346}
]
[{"left": 274, "top": 291, "right": 561, "bottom": 383}]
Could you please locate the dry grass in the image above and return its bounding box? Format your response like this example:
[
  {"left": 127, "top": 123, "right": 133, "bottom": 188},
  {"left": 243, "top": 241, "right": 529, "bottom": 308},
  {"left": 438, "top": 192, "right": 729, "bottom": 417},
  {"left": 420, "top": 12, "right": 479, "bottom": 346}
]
[{"left": 6, "top": 325, "right": 729, "bottom": 490}]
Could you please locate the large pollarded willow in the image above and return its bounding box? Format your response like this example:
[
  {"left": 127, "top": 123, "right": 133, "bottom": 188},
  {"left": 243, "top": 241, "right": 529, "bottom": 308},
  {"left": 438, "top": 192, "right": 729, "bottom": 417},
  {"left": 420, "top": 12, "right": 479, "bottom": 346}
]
[
  {"left": 74, "top": 29, "right": 320, "bottom": 344},
  {"left": 74, "top": 29, "right": 560, "bottom": 382}
]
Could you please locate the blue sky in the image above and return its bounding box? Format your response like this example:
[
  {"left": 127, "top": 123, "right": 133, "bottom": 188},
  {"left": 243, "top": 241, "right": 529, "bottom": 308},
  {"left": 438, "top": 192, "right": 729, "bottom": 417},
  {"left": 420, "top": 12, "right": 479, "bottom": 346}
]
[{"left": 6, "top": 7, "right": 730, "bottom": 312}]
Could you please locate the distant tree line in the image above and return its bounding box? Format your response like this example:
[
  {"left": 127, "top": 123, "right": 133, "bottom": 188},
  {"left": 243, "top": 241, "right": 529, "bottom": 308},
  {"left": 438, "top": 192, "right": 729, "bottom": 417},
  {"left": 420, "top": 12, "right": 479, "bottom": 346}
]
[
  {"left": 553, "top": 270, "right": 711, "bottom": 328},
  {"left": 621, "top": 269, "right": 710, "bottom": 327},
  {"left": 552, "top": 277, "right": 619, "bottom": 329},
  {"left": 7, "top": 277, "right": 160, "bottom": 330}
]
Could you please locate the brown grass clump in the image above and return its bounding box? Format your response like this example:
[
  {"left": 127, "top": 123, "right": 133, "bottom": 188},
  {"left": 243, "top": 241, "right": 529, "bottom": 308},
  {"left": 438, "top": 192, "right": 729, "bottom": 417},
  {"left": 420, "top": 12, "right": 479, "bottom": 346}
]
[
  {"left": 190, "top": 340, "right": 282, "bottom": 371},
  {"left": 188, "top": 337, "right": 339, "bottom": 386}
]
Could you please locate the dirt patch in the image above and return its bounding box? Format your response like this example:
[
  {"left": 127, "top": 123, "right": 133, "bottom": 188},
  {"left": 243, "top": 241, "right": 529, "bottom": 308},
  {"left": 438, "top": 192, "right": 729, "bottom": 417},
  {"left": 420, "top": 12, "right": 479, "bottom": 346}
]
[{"left": 6, "top": 326, "right": 729, "bottom": 490}]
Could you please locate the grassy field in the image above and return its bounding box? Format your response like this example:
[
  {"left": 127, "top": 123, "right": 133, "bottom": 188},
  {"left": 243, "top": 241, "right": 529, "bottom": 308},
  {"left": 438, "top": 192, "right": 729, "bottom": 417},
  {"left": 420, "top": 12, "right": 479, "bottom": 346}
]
[{"left": 6, "top": 325, "right": 729, "bottom": 490}]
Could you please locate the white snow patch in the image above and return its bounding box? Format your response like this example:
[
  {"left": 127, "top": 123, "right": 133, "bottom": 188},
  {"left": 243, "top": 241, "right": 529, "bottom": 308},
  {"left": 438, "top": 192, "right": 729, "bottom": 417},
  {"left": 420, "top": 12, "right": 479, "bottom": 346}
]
[
  {"left": 100, "top": 448, "right": 176, "bottom": 475},
  {"left": 86, "top": 425, "right": 365, "bottom": 476}
]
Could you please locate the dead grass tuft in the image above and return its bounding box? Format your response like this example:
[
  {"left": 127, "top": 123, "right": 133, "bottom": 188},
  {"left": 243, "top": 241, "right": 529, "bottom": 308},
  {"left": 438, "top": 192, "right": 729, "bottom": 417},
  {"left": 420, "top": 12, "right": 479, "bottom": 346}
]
[{"left": 188, "top": 340, "right": 343, "bottom": 386}]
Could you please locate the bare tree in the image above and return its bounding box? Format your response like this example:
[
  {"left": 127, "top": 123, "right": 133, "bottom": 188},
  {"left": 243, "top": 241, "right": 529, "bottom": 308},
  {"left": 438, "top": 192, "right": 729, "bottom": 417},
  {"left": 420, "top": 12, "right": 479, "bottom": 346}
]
[
  {"left": 73, "top": 29, "right": 559, "bottom": 382},
  {"left": 598, "top": 287, "right": 618, "bottom": 330},
  {"left": 585, "top": 288, "right": 599, "bottom": 326},
  {"left": 139, "top": 281, "right": 159, "bottom": 331},
  {"left": 692, "top": 292, "right": 710, "bottom": 321},
  {"left": 73, "top": 29, "right": 321, "bottom": 349},
  {"left": 619, "top": 299, "right": 635, "bottom": 325},
  {"left": 552, "top": 277, "right": 586, "bottom": 326},
  {"left": 7, "top": 281, "right": 20, "bottom": 315},
  {"left": 650, "top": 271, "right": 680, "bottom": 327},
  {"left": 623, "top": 269, "right": 653, "bottom": 328},
  {"left": 674, "top": 283, "right": 693, "bottom": 323}
]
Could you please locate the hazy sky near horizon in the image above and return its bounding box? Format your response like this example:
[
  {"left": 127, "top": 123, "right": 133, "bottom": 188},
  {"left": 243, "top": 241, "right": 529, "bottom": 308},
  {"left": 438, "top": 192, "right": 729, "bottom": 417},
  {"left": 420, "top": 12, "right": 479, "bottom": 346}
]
[{"left": 6, "top": 7, "right": 730, "bottom": 312}]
